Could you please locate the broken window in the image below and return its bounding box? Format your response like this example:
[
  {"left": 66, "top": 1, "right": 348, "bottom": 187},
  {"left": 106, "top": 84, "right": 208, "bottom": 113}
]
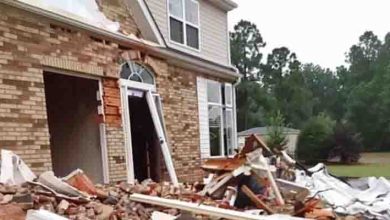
[
  {"left": 168, "top": 0, "right": 200, "bottom": 49},
  {"left": 207, "top": 81, "right": 235, "bottom": 157}
]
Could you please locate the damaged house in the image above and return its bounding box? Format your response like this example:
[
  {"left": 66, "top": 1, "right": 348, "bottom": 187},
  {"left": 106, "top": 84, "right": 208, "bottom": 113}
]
[{"left": 0, "top": 0, "right": 240, "bottom": 184}]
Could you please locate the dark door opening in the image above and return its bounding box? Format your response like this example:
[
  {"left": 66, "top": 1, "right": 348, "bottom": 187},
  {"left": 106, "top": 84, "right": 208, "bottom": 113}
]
[
  {"left": 44, "top": 72, "right": 104, "bottom": 183},
  {"left": 128, "top": 93, "right": 161, "bottom": 182}
]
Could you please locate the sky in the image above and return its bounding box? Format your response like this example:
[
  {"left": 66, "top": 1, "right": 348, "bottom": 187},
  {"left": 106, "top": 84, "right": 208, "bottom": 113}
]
[{"left": 228, "top": 0, "right": 390, "bottom": 70}]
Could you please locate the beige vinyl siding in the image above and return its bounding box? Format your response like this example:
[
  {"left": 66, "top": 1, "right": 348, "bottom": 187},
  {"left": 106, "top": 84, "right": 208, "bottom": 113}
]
[
  {"left": 144, "top": 0, "right": 169, "bottom": 40},
  {"left": 144, "top": 0, "right": 230, "bottom": 66},
  {"left": 199, "top": 1, "right": 229, "bottom": 65}
]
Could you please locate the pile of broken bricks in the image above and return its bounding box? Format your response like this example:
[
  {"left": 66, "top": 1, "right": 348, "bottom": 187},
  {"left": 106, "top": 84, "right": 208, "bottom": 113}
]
[{"left": 0, "top": 134, "right": 377, "bottom": 220}]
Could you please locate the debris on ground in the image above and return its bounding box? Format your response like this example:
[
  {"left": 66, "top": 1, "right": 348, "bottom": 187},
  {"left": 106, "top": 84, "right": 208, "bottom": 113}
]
[{"left": 0, "top": 134, "right": 389, "bottom": 219}]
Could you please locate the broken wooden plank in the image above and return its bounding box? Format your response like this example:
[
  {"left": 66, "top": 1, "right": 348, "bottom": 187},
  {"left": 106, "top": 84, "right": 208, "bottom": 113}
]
[
  {"left": 207, "top": 173, "right": 233, "bottom": 197},
  {"left": 241, "top": 185, "right": 275, "bottom": 214},
  {"left": 130, "top": 193, "right": 302, "bottom": 220}
]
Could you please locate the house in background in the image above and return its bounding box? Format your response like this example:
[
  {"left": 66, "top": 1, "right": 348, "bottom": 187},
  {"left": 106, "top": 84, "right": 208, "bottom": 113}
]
[
  {"left": 0, "top": 0, "right": 239, "bottom": 184},
  {"left": 238, "top": 127, "right": 300, "bottom": 156}
]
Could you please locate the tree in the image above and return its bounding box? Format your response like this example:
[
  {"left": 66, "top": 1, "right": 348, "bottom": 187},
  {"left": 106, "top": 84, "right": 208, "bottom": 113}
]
[
  {"left": 230, "top": 20, "right": 266, "bottom": 80},
  {"left": 301, "top": 64, "right": 339, "bottom": 119},
  {"left": 236, "top": 80, "right": 276, "bottom": 131},
  {"left": 297, "top": 113, "right": 335, "bottom": 164},
  {"left": 261, "top": 47, "right": 314, "bottom": 128},
  {"left": 266, "top": 111, "right": 288, "bottom": 153},
  {"left": 328, "top": 121, "right": 363, "bottom": 164},
  {"left": 344, "top": 31, "right": 390, "bottom": 151}
]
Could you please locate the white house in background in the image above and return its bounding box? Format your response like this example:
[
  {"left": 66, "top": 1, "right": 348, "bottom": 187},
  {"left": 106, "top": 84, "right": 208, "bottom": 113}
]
[{"left": 238, "top": 127, "right": 300, "bottom": 156}]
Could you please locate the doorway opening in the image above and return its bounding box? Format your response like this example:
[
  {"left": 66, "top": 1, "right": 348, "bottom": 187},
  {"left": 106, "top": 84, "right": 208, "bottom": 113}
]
[
  {"left": 127, "top": 92, "right": 162, "bottom": 182},
  {"left": 43, "top": 72, "right": 104, "bottom": 183}
]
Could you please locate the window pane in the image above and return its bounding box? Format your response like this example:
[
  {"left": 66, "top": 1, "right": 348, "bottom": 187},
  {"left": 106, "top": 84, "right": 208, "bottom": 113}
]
[
  {"left": 209, "top": 106, "right": 222, "bottom": 156},
  {"left": 224, "top": 84, "right": 232, "bottom": 106},
  {"left": 170, "top": 18, "right": 184, "bottom": 44},
  {"left": 207, "top": 81, "right": 221, "bottom": 103},
  {"left": 185, "top": 0, "right": 199, "bottom": 25},
  {"left": 120, "top": 63, "right": 131, "bottom": 80},
  {"left": 169, "top": 0, "right": 183, "bottom": 18},
  {"left": 129, "top": 73, "right": 142, "bottom": 82},
  {"left": 186, "top": 25, "right": 199, "bottom": 49},
  {"left": 224, "top": 109, "right": 234, "bottom": 155},
  {"left": 140, "top": 69, "right": 154, "bottom": 85}
]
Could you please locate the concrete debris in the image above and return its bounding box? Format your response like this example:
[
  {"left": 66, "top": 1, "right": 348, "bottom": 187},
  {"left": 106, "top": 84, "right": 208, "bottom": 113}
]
[{"left": 0, "top": 135, "right": 388, "bottom": 220}]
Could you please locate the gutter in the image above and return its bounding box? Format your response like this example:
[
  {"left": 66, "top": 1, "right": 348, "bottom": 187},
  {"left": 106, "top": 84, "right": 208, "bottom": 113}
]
[{"left": 1, "top": 0, "right": 240, "bottom": 80}]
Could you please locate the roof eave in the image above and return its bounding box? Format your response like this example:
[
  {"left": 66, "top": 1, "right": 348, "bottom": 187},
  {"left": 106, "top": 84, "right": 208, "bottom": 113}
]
[
  {"left": 1, "top": 0, "right": 240, "bottom": 80},
  {"left": 210, "top": 0, "right": 238, "bottom": 11}
]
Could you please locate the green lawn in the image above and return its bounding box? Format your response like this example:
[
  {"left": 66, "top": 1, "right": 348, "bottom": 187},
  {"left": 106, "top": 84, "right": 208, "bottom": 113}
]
[
  {"left": 327, "top": 163, "right": 390, "bottom": 177},
  {"left": 326, "top": 152, "right": 390, "bottom": 177}
]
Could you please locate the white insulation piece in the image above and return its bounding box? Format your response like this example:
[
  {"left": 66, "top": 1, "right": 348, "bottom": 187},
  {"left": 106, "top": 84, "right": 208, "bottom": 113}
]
[{"left": 18, "top": 0, "right": 120, "bottom": 32}]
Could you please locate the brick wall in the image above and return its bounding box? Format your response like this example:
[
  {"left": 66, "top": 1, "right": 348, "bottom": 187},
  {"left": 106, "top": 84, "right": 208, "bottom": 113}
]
[
  {"left": 145, "top": 56, "right": 224, "bottom": 182},
  {"left": 0, "top": 2, "right": 232, "bottom": 183},
  {"left": 0, "top": 3, "right": 138, "bottom": 181}
]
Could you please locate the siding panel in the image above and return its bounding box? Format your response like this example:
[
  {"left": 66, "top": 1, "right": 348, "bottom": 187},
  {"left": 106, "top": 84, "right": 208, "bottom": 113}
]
[{"left": 145, "top": 0, "right": 230, "bottom": 66}]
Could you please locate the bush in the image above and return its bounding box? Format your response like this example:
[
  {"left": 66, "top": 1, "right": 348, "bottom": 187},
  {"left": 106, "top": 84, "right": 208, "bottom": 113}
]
[
  {"left": 328, "top": 122, "right": 363, "bottom": 164},
  {"left": 266, "top": 111, "right": 288, "bottom": 153},
  {"left": 297, "top": 113, "right": 335, "bottom": 164}
]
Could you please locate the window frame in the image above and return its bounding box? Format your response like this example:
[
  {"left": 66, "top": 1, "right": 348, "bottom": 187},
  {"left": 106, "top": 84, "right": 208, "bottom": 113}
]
[
  {"left": 206, "top": 80, "right": 235, "bottom": 158},
  {"left": 167, "top": 0, "right": 201, "bottom": 51},
  {"left": 207, "top": 81, "right": 225, "bottom": 157},
  {"left": 119, "top": 62, "right": 156, "bottom": 92}
]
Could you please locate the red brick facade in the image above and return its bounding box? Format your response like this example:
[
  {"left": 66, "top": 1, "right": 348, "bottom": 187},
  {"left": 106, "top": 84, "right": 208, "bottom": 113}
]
[{"left": 0, "top": 1, "right": 231, "bottom": 182}]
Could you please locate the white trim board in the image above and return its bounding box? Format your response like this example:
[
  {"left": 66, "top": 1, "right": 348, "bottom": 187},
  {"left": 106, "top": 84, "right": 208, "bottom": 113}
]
[
  {"left": 120, "top": 80, "right": 178, "bottom": 185},
  {"left": 130, "top": 193, "right": 304, "bottom": 220}
]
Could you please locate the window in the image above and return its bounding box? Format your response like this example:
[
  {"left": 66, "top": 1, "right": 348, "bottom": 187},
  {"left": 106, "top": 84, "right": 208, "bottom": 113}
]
[
  {"left": 207, "top": 81, "right": 235, "bottom": 156},
  {"left": 120, "top": 62, "right": 155, "bottom": 85},
  {"left": 168, "top": 0, "right": 200, "bottom": 49}
]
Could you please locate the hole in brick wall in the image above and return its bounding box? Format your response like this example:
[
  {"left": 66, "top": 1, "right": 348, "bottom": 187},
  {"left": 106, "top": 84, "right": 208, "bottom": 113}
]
[
  {"left": 43, "top": 72, "right": 105, "bottom": 183},
  {"left": 49, "top": 23, "right": 75, "bottom": 34},
  {"left": 90, "top": 36, "right": 104, "bottom": 43},
  {"left": 118, "top": 44, "right": 132, "bottom": 50}
]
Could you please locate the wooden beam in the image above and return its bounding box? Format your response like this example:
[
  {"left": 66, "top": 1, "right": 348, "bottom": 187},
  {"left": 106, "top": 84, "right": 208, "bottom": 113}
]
[{"left": 241, "top": 185, "right": 274, "bottom": 214}]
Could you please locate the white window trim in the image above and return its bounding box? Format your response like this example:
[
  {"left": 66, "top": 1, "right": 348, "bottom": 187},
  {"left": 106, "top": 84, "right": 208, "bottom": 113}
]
[
  {"left": 207, "top": 80, "right": 227, "bottom": 158},
  {"left": 167, "top": 0, "right": 201, "bottom": 51},
  {"left": 224, "top": 83, "right": 233, "bottom": 108}
]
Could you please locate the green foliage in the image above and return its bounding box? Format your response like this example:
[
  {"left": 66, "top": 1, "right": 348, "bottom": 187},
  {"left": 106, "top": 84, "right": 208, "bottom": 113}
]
[
  {"left": 231, "top": 19, "right": 390, "bottom": 152},
  {"left": 230, "top": 20, "right": 265, "bottom": 80},
  {"left": 266, "top": 111, "right": 288, "bottom": 152},
  {"left": 297, "top": 114, "right": 335, "bottom": 164},
  {"left": 344, "top": 32, "right": 390, "bottom": 151},
  {"left": 236, "top": 80, "right": 277, "bottom": 131}
]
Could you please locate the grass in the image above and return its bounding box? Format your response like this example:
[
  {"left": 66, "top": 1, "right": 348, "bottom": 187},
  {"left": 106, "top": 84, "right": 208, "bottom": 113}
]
[
  {"left": 327, "top": 163, "right": 390, "bottom": 177},
  {"left": 326, "top": 152, "right": 390, "bottom": 177}
]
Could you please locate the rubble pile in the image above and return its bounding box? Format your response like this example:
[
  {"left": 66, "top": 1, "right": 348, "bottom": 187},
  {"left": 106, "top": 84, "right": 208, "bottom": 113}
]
[
  {"left": 0, "top": 176, "right": 205, "bottom": 220},
  {"left": 0, "top": 134, "right": 389, "bottom": 220}
]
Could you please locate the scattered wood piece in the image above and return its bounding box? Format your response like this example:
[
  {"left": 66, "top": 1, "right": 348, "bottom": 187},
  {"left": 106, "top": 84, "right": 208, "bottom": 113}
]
[
  {"left": 207, "top": 173, "right": 233, "bottom": 197},
  {"left": 241, "top": 185, "right": 275, "bottom": 214}
]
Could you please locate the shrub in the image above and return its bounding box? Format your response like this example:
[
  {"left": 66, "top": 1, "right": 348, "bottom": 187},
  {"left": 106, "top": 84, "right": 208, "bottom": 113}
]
[
  {"left": 297, "top": 113, "right": 335, "bottom": 164},
  {"left": 266, "top": 111, "right": 288, "bottom": 153},
  {"left": 328, "top": 122, "right": 363, "bottom": 164}
]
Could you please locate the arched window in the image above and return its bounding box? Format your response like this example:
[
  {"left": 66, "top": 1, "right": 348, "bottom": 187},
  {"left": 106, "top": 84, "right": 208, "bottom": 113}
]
[{"left": 120, "top": 61, "right": 155, "bottom": 85}]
